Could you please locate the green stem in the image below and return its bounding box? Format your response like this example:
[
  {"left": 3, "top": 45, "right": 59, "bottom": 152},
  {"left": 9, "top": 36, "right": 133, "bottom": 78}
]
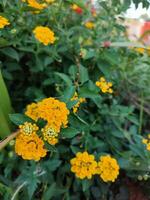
[{"left": 139, "top": 92, "right": 144, "bottom": 134}]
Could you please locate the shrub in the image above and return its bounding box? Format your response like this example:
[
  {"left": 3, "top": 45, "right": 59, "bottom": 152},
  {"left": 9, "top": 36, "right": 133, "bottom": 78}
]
[{"left": 0, "top": 0, "right": 150, "bottom": 199}]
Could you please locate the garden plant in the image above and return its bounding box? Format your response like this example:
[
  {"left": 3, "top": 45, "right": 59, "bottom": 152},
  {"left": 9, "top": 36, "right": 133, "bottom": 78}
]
[{"left": 0, "top": 0, "right": 150, "bottom": 199}]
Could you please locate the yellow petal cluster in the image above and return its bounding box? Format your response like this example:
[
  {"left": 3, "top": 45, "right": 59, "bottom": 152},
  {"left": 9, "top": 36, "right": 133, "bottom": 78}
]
[
  {"left": 96, "top": 77, "right": 113, "bottom": 93},
  {"left": 41, "top": 125, "right": 58, "bottom": 145},
  {"left": 27, "top": 0, "right": 46, "bottom": 10},
  {"left": 84, "top": 21, "right": 95, "bottom": 29},
  {"left": 71, "top": 92, "right": 86, "bottom": 113},
  {"left": 134, "top": 47, "right": 150, "bottom": 55},
  {"left": 70, "top": 152, "right": 97, "bottom": 179},
  {"left": 22, "top": 0, "right": 55, "bottom": 10},
  {"left": 0, "top": 16, "right": 10, "bottom": 29},
  {"left": 25, "top": 97, "right": 70, "bottom": 133},
  {"left": 19, "top": 122, "right": 39, "bottom": 136},
  {"left": 15, "top": 132, "right": 47, "bottom": 161},
  {"left": 71, "top": 4, "right": 79, "bottom": 10},
  {"left": 97, "top": 155, "right": 119, "bottom": 182},
  {"left": 25, "top": 103, "right": 39, "bottom": 121},
  {"left": 33, "top": 26, "right": 56, "bottom": 45},
  {"left": 142, "top": 134, "right": 150, "bottom": 151}
]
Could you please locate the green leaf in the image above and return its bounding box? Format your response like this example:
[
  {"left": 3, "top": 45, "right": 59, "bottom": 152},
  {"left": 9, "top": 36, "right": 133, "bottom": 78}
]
[
  {"left": 9, "top": 114, "right": 33, "bottom": 126},
  {"left": 69, "top": 65, "right": 78, "bottom": 80},
  {"left": 45, "top": 159, "right": 62, "bottom": 172},
  {"left": 79, "top": 87, "right": 100, "bottom": 98},
  {"left": 43, "top": 183, "right": 56, "bottom": 200},
  {"left": 61, "top": 86, "right": 75, "bottom": 103},
  {"left": 0, "top": 47, "right": 19, "bottom": 61},
  {"left": 82, "top": 179, "right": 91, "bottom": 192},
  {"left": 55, "top": 72, "right": 72, "bottom": 86},
  {"left": 27, "top": 177, "right": 39, "bottom": 200},
  {"left": 83, "top": 49, "right": 95, "bottom": 60},
  {"left": 0, "top": 107, "right": 11, "bottom": 138},
  {"left": 79, "top": 65, "right": 89, "bottom": 84},
  {"left": 61, "top": 127, "right": 79, "bottom": 138}
]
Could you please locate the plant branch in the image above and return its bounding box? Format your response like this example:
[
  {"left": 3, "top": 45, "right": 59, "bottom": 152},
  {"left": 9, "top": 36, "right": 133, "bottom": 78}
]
[{"left": 0, "top": 131, "right": 19, "bottom": 151}]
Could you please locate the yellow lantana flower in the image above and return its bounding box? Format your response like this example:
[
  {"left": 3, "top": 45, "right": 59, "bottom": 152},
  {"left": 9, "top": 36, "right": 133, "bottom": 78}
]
[
  {"left": 41, "top": 125, "right": 58, "bottom": 145},
  {"left": 27, "top": 0, "right": 46, "bottom": 10},
  {"left": 33, "top": 26, "right": 56, "bottom": 45},
  {"left": 97, "top": 155, "right": 119, "bottom": 182},
  {"left": 15, "top": 133, "right": 47, "bottom": 161},
  {"left": 25, "top": 97, "right": 70, "bottom": 133},
  {"left": 0, "top": 16, "right": 10, "bottom": 29},
  {"left": 71, "top": 92, "right": 86, "bottom": 113},
  {"left": 96, "top": 77, "right": 113, "bottom": 94},
  {"left": 19, "top": 122, "right": 39, "bottom": 136},
  {"left": 70, "top": 152, "right": 97, "bottom": 179},
  {"left": 142, "top": 134, "right": 150, "bottom": 151},
  {"left": 84, "top": 21, "right": 95, "bottom": 29}
]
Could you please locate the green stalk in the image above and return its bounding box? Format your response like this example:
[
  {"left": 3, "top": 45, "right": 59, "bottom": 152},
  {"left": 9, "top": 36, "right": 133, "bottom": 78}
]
[
  {"left": 0, "top": 70, "right": 12, "bottom": 138},
  {"left": 139, "top": 92, "right": 144, "bottom": 134}
]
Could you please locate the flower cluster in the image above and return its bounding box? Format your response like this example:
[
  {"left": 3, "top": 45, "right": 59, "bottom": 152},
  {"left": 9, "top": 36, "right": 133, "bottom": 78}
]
[
  {"left": 25, "top": 97, "right": 70, "bottom": 132},
  {"left": 41, "top": 125, "right": 58, "bottom": 145},
  {"left": 96, "top": 77, "right": 113, "bottom": 93},
  {"left": 71, "top": 4, "right": 83, "bottom": 14},
  {"left": 19, "top": 122, "right": 39, "bottom": 135},
  {"left": 22, "top": 0, "right": 55, "bottom": 10},
  {"left": 70, "top": 152, "right": 97, "bottom": 179},
  {"left": 142, "top": 134, "right": 150, "bottom": 151},
  {"left": 71, "top": 92, "right": 86, "bottom": 113},
  {"left": 33, "top": 26, "right": 56, "bottom": 45},
  {"left": 97, "top": 155, "right": 120, "bottom": 182},
  {"left": 0, "top": 16, "right": 10, "bottom": 29},
  {"left": 15, "top": 122, "right": 47, "bottom": 161},
  {"left": 84, "top": 21, "right": 95, "bottom": 29},
  {"left": 70, "top": 152, "right": 119, "bottom": 182},
  {"left": 15, "top": 98, "right": 69, "bottom": 160},
  {"left": 134, "top": 47, "right": 150, "bottom": 55}
]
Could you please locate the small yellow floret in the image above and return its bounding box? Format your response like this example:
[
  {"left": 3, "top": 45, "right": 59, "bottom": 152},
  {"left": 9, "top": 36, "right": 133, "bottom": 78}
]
[
  {"left": 96, "top": 76, "right": 113, "bottom": 94},
  {"left": 71, "top": 92, "right": 86, "bottom": 113},
  {"left": 70, "top": 151, "right": 97, "bottom": 179},
  {"left": 15, "top": 133, "right": 47, "bottom": 161},
  {"left": 0, "top": 16, "right": 10, "bottom": 29},
  {"left": 84, "top": 21, "right": 95, "bottom": 29},
  {"left": 97, "top": 155, "right": 119, "bottom": 182},
  {"left": 33, "top": 26, "right": 56, "bottom": 45}
]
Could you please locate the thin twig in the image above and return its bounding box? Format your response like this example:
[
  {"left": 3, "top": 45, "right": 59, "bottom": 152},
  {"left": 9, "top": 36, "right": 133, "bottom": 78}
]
[
  {"left": 0, "top": 131, "right": 19, "bottom": 151},
  {"left": 11, "top": 181, "right": 27, "bottom": 200},
  {"left": 11, "top": 170, "right": 46, "bottom": 200}
]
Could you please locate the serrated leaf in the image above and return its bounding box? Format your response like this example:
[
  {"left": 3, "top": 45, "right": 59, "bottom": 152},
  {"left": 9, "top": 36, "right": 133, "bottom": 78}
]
[
  {"left": 55, "top": 72, "right": 72, "bottom": 86},
  {"left": 61, "top": 127, "right": 79, "bottom": 138},
  {"left": 79, "top": 65, "right": 89, "bottom": 84},
  {"left": 9, "top": 113, "right": 33, "bottom": 125},
  {"left": 0, "top": 47, "right": 19, "bottom": 61}
]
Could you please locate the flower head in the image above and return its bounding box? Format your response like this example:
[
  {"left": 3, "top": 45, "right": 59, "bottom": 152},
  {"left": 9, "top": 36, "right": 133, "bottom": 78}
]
[
  {"left": 70, "top": 152, "right": 97, "bottom": 179},
  {"left": 25, "top": 97, "right": 70, "bottom": 133},
  {"left": 71, "top": 4, "right": 83, "bottom": 14},
  {"left": 26, "top": 0, "right": 46, "bottom": 10},
  {"left": 33, "top": 26, "right": 56, "bottom": 45},
  {"left": 96, "top": 77, "right": 113, "bottom": 93},
  {"left": 15, "top": 133, "right": 47, "bottom": 161},
  {"left": 84, "top": 21, "right": 95, "bottom": 29},
  {"left": 71, "top": 92, "right": 86, "bottom": 113},
  {"left": 142, "top": 134, "right": 150, "bottom": 151},
  {"left": 97, "top": 155, "right": 119, "bottom": 182},
  {"left": 19, "top": 122, "right": 39, "bottom": 136},
  {"left": 0, "top": 16, "right": 10, "bottom": 29},
  {"left": 42, "top": 125, "right": 58, "bottom": 145}
]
